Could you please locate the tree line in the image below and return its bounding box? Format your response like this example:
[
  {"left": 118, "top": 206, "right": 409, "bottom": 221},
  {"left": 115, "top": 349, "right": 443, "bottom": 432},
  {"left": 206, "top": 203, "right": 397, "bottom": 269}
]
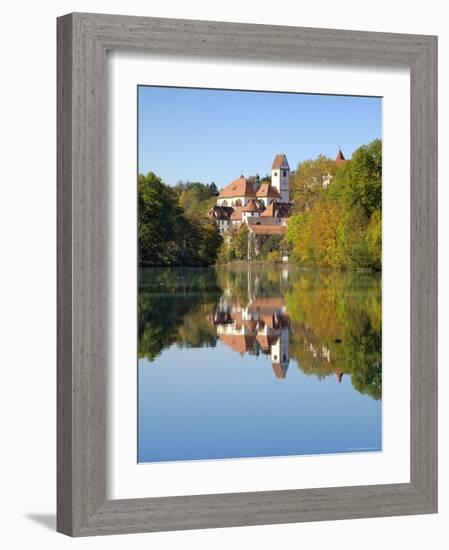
[
  {"left": 138, "top": 173, "right": 222, "bottom": 266},
  {"left": 285, "top": 139, "right": 382, "bottom": 270}
]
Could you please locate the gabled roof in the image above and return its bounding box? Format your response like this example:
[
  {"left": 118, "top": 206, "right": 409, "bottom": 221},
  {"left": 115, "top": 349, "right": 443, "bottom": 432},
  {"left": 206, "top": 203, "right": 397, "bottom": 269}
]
[
  {"left": 242, "top": 319, "right": 257, "bottom": 331},
  {"left": 242, "top": 199, "right": 261, "bottom": 212},
  {"left": 260, "top": 203, "right": 275, "bottom": 218},
  {"left": 230, "top": 206, "right": 244, "bottom": 221},
  {"left": 218, "top": 334, "right": 255, "bottom": 355},
  {"left": 272, "top": 154, "right": 289, "bottom": 170},
  {"left": 207, "top": 205, "right": 233, "bottom": 220},
  {"left": 218, "top": 176, "right": 256, "bottom": 199},
  {"left": 256, "top": 335, "right": 271, "bottom": 350},
  {"left": 256, "top": 182, "right": 281, "bottom": 198},
  {"left": 272, "top": 362, "right": 288, "bottom": 379},
  {"left": 260, "top": 202, "right": 292, "bottom": 218}
]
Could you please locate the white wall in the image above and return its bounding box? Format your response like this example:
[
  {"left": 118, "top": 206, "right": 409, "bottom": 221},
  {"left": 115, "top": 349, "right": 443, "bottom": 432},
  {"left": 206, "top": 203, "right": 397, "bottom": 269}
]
[{"left": 0, "top": 1, "right": 447, "bottom": 548}]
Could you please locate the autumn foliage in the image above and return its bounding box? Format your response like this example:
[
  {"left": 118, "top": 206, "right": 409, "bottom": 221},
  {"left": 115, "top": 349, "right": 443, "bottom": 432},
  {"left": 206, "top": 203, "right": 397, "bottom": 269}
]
[{"left": 285, "top": 139, "right": 382, "bottom": 270}]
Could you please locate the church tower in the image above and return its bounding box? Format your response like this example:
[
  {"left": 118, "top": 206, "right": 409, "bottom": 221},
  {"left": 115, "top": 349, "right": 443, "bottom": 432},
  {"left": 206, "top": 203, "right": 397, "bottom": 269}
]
[{"left": 271, "top": 154, "right": 290, "bottom": 203}]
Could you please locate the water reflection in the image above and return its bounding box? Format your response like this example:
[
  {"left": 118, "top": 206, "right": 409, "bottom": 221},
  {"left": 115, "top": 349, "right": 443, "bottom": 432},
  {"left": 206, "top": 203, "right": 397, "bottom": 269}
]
[
  {"left": 212, "top": 296, "right": 290, "bottom": 379},
  {"left": 139, "top": 265, "right": 381, "bottom": 400}
]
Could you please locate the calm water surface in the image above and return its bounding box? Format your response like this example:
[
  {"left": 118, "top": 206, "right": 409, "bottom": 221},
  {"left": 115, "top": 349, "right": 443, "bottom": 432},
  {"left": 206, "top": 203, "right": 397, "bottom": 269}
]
[{"left": 138, "top": 265, "right": 382, "bottom": 462}]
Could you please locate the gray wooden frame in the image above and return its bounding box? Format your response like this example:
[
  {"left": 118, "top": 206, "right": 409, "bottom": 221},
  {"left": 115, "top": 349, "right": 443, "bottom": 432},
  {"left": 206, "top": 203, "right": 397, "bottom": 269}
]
[{"left": 57, "top": 12, "right": 438, "bottom": 537}]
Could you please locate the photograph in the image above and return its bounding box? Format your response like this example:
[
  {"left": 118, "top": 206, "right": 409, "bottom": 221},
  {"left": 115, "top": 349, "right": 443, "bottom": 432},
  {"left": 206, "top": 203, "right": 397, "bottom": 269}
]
[
  {"left": 0, "top": 1, "right": 440, "bottom": 543},
  {"left": 137, "top": 86, "right": 383, "bottom": 463}
]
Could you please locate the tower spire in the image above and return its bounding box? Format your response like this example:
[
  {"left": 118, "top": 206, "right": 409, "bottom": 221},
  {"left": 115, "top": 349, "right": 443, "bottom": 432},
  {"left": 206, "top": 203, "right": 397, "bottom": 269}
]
[{"left": 335, "top": 147, "right": 346, "bottom": 166}]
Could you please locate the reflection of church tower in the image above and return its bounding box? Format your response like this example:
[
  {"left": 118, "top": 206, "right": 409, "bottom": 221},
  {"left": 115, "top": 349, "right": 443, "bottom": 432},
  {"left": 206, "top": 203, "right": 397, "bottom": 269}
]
[
  {"left": 334, "top": 369, "right": 344, "bottom": 383},
  {"left": 270, "top": 325, "right": 290, "bottom": 379}
]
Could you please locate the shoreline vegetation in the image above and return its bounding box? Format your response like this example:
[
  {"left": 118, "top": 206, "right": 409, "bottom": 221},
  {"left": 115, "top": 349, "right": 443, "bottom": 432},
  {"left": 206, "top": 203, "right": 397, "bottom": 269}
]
[{"left": 138, "top": 139, "right": 382, "bottom": 271}]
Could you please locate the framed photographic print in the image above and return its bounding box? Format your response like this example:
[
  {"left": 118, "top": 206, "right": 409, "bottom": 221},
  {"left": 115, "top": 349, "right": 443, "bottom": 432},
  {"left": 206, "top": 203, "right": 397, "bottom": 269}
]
[{"left": 57, "top": 13, "right": 438, "bottom": 536}]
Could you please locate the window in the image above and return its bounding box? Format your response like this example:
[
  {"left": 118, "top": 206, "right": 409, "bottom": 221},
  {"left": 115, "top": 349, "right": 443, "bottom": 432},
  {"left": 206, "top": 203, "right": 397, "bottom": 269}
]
[
  {"left": 283, "top": 170, "right": 287, "bottom": 177},
  {"left": 273, "top": 171, "right": 277, "bottom": 176},
  {"left": 222, "top": 200, "right": 228, "bottom": 206}
]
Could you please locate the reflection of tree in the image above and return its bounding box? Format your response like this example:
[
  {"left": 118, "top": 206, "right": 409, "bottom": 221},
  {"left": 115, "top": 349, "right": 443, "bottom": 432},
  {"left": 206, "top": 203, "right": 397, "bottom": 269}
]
[
  {"left": 138, "top": 267, "right": 221, "bottom": 361},
  {"left": 285, "top": 271, "right": 382, "bottom": 399},
  {"left": 139, "top": 265, "right": 382, "bottom": 401},
  {"left": 214, "top": 264, "right": 291, "bottom": 307}
]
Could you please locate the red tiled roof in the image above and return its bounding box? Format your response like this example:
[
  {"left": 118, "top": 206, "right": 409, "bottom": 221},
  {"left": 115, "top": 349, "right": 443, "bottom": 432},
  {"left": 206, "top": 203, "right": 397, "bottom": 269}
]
[
  {"left": 218, "top": 177, "right": 256, "bottom": 199},
  {"left": 219, "top": 334, "right": 255, "bottom": 354},
  {"left": 256, "top": 334, "right": 280, "bottom": 349},
  {"left": 260, "top": 203, "right": 275, "bottom": 217},
  {"left": 247, "top": 224, "right": 286, "bottom": 236},
  {"left": 256, "top": 335, "right": 270, "bottom": 349},
  {"left": 272, "top": 154, "right": 287, "bottom": 169},
  {"left": 260, "top": 202, "right": 292, "bottom": 218},
  {"left": 242, "top": 319, "right": 257, "bottom": 331},
  {"left": 272, "top": 362, "right": 287, "bottom": 379},
  {"left": 230, "top": 206, "right": 244, "bottom": 221},
  {"left": 242, "top": 199, "right": 261, "bottom": 212},
  {"left": 256, "top": 182, "right": 281, "bottom": 198}
]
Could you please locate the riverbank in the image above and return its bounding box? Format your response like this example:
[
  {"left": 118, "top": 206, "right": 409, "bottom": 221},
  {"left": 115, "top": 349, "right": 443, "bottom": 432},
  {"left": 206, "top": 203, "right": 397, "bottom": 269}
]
[{"left": 140, "top": 259, "right": 381, "bottom": 272}]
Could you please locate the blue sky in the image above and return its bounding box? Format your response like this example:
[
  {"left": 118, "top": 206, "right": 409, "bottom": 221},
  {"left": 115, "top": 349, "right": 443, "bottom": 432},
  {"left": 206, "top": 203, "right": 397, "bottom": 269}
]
[{"left": 138, "top": 86, "right": 382, "bottom": 188}]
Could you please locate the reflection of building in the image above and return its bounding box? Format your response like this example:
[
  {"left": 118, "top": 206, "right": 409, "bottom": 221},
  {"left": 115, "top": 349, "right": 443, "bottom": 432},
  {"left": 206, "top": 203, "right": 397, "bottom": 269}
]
[
  {"left": 295, "top": 329, "right": 345, "bottom": 383},
  {"left": 212, "top": 296, "right": 290, "bottom": 379}
]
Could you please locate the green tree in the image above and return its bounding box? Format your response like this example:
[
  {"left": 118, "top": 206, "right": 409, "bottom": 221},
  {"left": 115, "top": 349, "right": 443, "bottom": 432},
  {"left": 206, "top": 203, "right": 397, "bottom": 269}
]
[
  {"left": 197, "top": 223, "right": 223, "bottom": 265},
  {"left": 285, "top": 200, "right": 343, "bottom": 267},
  {"left": 178, "top": 181, "right": 217, "bottom": 220},
  {"left": 231, "top": 225, "right": 249, "bottom": 260},
  {"left": 291, "top": 155, "right": 336, "bottom": 212},
  {"left": 209, "top": 182, "right": 218, "bottom": 196},
  {"left": 138, "top": 172, "right": 222, "bottom": 267},
  {"left": 329, "top": 139, "right": 382, "bottom": 216},
  {"left": 138, "top": 172, "right": 184, "bottom": 266},
  {"left": 260, "top": 235, "right": 283, "bottom": 259},
  {"left": 366, "top": 209, "right": 382, "bottom": 270}
]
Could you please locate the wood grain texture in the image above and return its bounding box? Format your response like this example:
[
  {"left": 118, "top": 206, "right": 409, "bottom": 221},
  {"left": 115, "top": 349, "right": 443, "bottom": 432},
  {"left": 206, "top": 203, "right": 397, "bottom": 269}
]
[{"left": 57, "top": 12, "right": 438, "bottom": 536}]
